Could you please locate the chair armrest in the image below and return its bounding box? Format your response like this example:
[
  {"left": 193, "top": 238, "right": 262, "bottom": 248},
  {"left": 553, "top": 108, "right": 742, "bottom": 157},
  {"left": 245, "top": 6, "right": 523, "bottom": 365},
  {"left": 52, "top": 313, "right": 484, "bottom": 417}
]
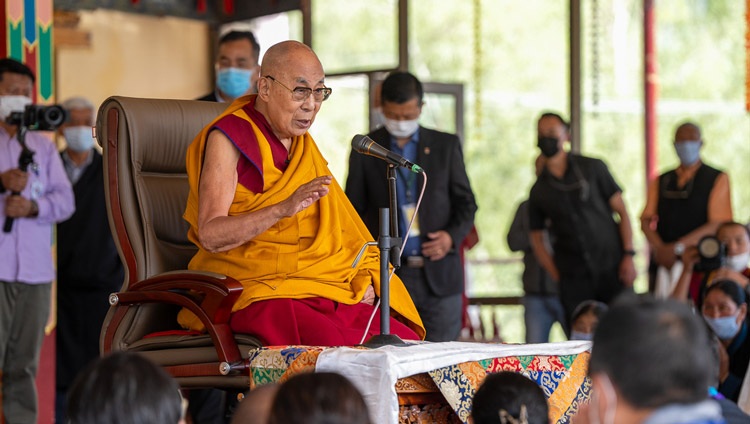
[
  {"left": 117, "top": 270, "right": 243, "bottom": 324},
  {"left": 105, "top": 270, "right": 245, "bottom": 365}
]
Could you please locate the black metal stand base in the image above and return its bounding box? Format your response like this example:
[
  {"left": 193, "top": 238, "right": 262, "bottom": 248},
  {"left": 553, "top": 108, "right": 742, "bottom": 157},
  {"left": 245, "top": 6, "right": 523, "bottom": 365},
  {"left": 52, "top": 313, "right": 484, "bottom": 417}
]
[{"left": 363, "top": 333, "right": 407, "bottom": 348}]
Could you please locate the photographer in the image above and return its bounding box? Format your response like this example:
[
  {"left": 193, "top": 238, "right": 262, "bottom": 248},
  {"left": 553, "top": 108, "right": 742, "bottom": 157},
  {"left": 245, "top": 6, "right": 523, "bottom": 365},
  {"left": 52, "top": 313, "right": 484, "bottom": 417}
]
[
  {"left": 0, "top": 58, "right": 74, "bottom": 424},
  {"left": 670, "top": 221, "right": 750, "bottom": 310}
]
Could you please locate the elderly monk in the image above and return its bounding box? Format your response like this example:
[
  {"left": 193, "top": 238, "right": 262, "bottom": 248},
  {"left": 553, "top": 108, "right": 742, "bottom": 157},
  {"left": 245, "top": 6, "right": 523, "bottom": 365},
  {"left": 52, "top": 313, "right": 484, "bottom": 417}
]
[{"left": 177, "top": 41, "right": 424, "bottom": 345}]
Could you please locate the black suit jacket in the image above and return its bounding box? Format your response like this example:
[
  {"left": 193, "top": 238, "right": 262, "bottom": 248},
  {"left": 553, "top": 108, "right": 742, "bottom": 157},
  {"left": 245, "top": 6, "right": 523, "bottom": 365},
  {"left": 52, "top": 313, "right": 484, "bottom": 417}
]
[
  {"left": 196, "top": 92, "right": 219, "bottom": 102},
  {"left": 345, "top": 126, "right": 477, "bottom": 296}
]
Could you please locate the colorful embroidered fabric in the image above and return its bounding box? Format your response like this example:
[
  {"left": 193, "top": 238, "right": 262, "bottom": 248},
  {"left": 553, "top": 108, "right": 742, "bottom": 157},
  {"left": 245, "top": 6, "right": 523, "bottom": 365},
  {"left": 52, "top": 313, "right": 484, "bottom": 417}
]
[{"left": 247, "top": 345, "right": 590, "bottom": 424}]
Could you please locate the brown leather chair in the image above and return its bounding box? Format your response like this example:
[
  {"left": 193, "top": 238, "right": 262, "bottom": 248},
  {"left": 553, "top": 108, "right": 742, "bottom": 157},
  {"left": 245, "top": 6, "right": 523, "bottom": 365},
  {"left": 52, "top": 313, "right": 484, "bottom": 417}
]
[{"left": 96, "top": 96, "right": 261, "bottom": 389}]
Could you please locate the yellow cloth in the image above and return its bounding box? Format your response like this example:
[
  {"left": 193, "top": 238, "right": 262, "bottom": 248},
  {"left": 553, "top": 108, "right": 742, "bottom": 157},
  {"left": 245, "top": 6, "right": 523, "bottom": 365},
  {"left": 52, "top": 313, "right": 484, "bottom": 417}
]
[{"left": 177, "top": 96, "right": 424, "bottom": 339}]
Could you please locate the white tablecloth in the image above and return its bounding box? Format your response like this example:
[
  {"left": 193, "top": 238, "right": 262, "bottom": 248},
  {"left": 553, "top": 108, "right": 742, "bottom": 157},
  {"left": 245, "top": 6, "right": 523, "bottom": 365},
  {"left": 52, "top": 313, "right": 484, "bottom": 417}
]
[{"left": 315, "top": 340, "right": 591, "bottom": 424}]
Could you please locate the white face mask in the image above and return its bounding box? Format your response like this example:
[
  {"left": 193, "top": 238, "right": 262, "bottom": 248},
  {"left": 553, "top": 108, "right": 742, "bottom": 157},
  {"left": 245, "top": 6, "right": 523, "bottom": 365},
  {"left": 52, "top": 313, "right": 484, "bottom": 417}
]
[
  {"left": 726, "top": 251, "right": 750, "bottom": 273},
  {"left": 383, "top": 118, "right": 419, "bottom": 138},
  {"left": 588, "top": 374, "right": 617, "bottom": 424},
  {"left": 0, "top": 95, "right": 32, "bottom": 122},
  {"left": 63, "top": 126, "right": 95, "bottom": 152}
]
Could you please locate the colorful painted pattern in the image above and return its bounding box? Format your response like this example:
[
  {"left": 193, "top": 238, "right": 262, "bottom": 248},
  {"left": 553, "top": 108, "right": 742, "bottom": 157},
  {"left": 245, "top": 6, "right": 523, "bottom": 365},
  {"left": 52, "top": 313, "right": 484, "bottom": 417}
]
[
  {"left": 1, "top": 0, "right": 55, "bottom": 102},
  {"left": 247, "top": 345, "right": 590, "bottom": 424},
  {"left": 428, "top": 352, "right": 590, "bottom": 424}
]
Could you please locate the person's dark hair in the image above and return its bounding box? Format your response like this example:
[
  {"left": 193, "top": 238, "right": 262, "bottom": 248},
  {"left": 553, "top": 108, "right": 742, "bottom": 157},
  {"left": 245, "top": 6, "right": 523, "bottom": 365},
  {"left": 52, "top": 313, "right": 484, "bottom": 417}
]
[
  {"left": 705, "top": 279, "right": 747, "bottom": 307},
  {"left": 381, "top": 71, "right": 423, "bottom": 105},
  {"left": 589, "top": 294, "right": 713, "bottom": 409},
  {"left": 571, "top": 300, "right": 608, "bottom": 326},
  {"left": 67, "top": 351, "right": 184, "bottom": 424},
  {"left": 0, "top": 58, "right": 35, "bottom": 83},
  {"left": 538, "top": 111, "right": 569, "bottom": 131},
  {"left": 717, "top": 220, "right": 750, "bottom": 241},
  {"left": 219, "top": 30, "right": 261, "bottom": 63},
  {"left": 471, "top": 371, "right": 548, "bottom": 424},
  {"left": 267, "top": 372, "right": 371, "bottom": 424}
]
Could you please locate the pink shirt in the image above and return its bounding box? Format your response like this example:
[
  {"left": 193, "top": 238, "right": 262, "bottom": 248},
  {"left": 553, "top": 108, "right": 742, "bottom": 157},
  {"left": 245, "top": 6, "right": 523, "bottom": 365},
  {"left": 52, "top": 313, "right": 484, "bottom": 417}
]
[{"left": 0, "top": 128, "right": 74, "bottom": 284}]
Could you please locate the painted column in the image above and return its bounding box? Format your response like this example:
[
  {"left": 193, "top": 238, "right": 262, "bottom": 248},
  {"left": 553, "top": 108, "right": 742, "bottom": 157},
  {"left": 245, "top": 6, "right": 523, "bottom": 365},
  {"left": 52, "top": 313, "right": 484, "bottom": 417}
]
[{"left": 1, "top": 2, "right": 56, "bottom": 423}]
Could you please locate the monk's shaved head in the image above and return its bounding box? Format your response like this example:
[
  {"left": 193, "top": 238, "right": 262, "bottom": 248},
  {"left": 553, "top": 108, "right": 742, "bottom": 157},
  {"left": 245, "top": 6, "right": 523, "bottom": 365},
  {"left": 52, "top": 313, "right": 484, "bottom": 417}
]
[
  {"left": 254, "top": 40, "right": 327, "bottom": 142},
  {"left": 260, "top": 41, "right": 320, "bottom": 79}
]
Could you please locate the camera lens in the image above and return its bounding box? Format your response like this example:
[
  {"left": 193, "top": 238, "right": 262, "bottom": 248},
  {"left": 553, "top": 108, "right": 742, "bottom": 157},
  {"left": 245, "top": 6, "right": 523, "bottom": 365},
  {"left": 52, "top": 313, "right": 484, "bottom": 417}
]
[{"left": 41, "top": 106, "right": 66, "bottom": 128}]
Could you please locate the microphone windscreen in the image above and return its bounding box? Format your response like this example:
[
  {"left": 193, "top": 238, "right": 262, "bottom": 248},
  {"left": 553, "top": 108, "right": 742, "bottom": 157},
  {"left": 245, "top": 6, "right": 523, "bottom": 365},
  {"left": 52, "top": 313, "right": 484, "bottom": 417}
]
[{"left": 351, "top": 134, "right": 370, "bottom": 153}]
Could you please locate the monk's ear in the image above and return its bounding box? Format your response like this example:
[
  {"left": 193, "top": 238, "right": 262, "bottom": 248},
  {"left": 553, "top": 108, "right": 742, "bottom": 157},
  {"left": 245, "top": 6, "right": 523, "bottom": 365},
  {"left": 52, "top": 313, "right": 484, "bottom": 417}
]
[{"left": 257, "top": 76, "right": 272, "bottom": 101}]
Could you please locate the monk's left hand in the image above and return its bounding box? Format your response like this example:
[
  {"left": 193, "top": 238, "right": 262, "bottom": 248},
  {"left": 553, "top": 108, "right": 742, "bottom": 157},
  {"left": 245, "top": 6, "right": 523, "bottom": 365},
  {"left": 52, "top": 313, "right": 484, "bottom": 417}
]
[
  {"left": 360, "top": 285, "right": 375, "bottom": 305},
  {"left": 422, "top": 231, "right": 453, "bottom": 261}
]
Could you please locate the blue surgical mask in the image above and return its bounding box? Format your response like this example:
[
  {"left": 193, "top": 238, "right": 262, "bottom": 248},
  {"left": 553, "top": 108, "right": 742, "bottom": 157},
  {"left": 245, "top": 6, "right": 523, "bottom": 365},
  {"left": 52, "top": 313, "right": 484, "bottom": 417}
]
[
  {"left": 63, "top": 126, "right": 95, "bottom": 152},
  {"left": 216, "top": 67, "right": 253, "bottom": 99},
  {"left": 704, "top": 314, "right": 740, "bottom": 340},
  {"left": 674, "top": 140, "right": 701, "bottom": 166},
  {"left": 570, "top": 331, "right": 593, "bottom": 341},
  {"left": 384, "top": 118, "right": 419, "bottom": 138}
]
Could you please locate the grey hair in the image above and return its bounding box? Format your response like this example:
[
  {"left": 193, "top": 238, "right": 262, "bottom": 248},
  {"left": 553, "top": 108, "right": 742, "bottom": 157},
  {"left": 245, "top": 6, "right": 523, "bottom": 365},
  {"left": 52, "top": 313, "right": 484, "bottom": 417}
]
[{"left": 62, "top": 96, "right": 94, "bottom": 112}]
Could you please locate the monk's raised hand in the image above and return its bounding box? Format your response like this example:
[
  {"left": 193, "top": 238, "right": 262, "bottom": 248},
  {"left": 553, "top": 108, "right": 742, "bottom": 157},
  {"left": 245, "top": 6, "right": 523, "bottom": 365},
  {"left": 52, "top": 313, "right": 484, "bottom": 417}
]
[{"left": 284, "top": 175, "right": 332, "bottom": 216}]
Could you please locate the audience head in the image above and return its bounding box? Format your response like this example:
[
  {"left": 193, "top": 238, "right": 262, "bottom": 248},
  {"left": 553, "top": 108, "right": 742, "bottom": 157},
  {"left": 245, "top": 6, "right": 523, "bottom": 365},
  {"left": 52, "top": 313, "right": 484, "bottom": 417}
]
[
  {"left": 716, "top": 221, "right": 750, "bottom": 273},
  {"left": 589, "top": 295, "right": 713, "bottom": 418},
  {"left": 256, "top": 41, "right": 330, "bottom": 142},
  {"left": 215, "top": 30, "right": 261, "bottom": 99},
  {"left": 536, "top": 112, "right": 569, "bottom": 159},
  {"left": 66, "top": 351, "right": 186, "bottom": 424},
  {"left": 60, "top": 96, "right": 96, "bottom": 153},
  {"left": 569, "top": 300, "right": 608, "bottom": 341},
  {"left": 230, "top": 384, "right": 279, "bottom": 424},
  {"left": 702, "top": 279, "right": 747, "bottom": 342},
  {"left": 471, "top": 371, "right": 549, "bottom": 424},
  {"left": 673, "top": 121, "right": 703, "bottom": 166},
  {"left": 0, "top": 58, "right": 34, "bottom": 125},
  {"left": 267, "top": 372, "right": 371, "bottom": 424},
  {"left": 379, "top": 71, "right": 423, "bottom": 139}
]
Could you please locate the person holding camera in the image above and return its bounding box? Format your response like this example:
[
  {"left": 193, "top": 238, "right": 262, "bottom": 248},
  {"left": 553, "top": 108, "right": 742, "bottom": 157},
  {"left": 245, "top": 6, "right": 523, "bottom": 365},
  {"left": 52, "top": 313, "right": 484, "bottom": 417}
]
[
  {"left": 0, "top": 58, "right": 74, "bottom": 423},
  {"left": 670, "top": 221, "right": 750, "bottom": 310}
]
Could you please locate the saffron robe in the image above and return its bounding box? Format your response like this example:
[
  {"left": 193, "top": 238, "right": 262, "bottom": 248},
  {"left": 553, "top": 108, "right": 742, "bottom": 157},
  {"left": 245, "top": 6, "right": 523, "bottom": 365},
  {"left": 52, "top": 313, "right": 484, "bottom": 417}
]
[{"left": 177, "top": 96, "right": 425, "bottom": 341}]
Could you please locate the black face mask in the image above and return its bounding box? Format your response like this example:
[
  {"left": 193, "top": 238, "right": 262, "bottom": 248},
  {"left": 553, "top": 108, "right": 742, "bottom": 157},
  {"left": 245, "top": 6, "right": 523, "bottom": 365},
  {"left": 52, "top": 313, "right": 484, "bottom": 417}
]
[{"left": 537, "top": 136, "right": 560, "bottom": 158}]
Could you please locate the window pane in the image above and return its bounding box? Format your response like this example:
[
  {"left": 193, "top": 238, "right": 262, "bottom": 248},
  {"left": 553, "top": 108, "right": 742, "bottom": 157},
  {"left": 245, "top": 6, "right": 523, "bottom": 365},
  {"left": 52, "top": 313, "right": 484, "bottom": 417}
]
[
  {"left": 312, "top": 0, "right": 398, "bottom": 73},
  {"left": 310, "top": 75, "right": 369, "bottom": 182}
]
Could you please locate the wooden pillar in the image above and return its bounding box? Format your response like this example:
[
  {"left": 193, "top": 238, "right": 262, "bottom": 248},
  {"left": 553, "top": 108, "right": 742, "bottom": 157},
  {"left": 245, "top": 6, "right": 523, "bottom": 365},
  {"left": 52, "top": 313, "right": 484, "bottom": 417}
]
[{"left": 569, "top": 0, "right": 581, "bottom": 152}]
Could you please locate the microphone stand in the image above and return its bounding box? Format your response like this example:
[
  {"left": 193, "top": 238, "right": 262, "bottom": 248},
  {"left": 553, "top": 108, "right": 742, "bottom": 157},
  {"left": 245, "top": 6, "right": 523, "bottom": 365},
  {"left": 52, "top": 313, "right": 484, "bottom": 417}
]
[
  {"left": 364, "top": 164, "right": 407, "bottom": 348},
  {"left": 3, "top": 126, "right": 34, "bottom": 233}
]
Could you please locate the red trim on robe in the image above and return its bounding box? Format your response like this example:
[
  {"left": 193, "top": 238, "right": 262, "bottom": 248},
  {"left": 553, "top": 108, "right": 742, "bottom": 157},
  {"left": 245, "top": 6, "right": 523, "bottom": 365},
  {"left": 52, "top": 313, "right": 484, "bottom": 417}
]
[{"left": 211, "top": 98, "right": 289, "bottom": 193}]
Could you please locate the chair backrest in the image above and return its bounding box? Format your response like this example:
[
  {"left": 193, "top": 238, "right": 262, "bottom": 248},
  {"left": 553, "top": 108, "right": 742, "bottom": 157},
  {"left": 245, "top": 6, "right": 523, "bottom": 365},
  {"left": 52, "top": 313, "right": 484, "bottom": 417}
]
[{"left": 96, "top": 96, "right": 227, "bottom": 289}]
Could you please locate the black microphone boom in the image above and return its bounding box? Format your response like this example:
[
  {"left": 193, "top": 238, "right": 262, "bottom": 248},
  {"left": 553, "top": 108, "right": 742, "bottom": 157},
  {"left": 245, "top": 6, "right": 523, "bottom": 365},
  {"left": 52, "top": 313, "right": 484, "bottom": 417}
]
[{"left": 351, "top": 134, "right": 423, "bottom": 173}]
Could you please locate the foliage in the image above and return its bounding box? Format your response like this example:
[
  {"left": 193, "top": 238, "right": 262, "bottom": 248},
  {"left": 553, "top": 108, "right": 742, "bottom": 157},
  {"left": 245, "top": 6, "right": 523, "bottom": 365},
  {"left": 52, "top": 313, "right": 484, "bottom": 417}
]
[{"left": 310, "top": 0, "right": 750, "bottom": 342}]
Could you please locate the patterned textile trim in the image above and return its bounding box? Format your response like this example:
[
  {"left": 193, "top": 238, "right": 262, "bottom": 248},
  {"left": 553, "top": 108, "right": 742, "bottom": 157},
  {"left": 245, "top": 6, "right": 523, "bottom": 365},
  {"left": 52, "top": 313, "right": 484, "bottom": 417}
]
[
  {"left": 246, "top": 345, "right": 591, "bottom": 424},
  {"left": 427, "top": 352, "right": 590, "bottom": 424}
]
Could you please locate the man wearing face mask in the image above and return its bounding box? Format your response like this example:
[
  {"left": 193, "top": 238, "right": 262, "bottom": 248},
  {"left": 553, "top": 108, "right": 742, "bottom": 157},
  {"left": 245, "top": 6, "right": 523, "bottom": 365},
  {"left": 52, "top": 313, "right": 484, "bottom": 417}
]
[
  {"left": 641, "top": 122, "right": 732, "bottom": 298},
  {"left": 345, "top": 71, "right": 477, "bottom": 342},
  {"left": 54, "top": 97, "right": 125, "bottom": 423},
  {"left": 575, "top": 296, "right": 725, "bottom": 424},
  {"left": 197, "top": 30, "right": 261, "bottom": 103},
  {"left": 0, "top": 58, "right": 75, "bottom": 423},
  {"left": 528, "top": 112, "right": 636, "bottom": 329}
]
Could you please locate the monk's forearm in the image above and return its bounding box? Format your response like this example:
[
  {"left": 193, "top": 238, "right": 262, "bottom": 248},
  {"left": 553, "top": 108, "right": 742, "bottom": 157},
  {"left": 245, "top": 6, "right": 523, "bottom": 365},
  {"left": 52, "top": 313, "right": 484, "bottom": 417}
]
[{"left": 197, "top": 204, "right": 287, "bottom": 253}]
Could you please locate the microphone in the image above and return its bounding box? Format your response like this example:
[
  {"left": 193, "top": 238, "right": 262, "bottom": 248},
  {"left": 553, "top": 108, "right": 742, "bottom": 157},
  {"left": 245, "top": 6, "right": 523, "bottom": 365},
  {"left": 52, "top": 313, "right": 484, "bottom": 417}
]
[{"left": 351, "top": 134, "right": 423, "bottom": 173}]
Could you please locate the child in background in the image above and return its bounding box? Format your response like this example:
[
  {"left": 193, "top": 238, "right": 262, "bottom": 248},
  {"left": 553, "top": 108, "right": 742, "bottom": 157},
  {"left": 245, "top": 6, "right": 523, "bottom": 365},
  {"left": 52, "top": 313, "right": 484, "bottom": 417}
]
[{"left": 569, "top": 300, "right": 608, "bottom": 341}]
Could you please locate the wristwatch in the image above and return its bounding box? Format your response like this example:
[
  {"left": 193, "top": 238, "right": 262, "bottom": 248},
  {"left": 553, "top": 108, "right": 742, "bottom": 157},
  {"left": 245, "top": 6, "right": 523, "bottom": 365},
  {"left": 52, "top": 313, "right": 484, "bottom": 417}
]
[{"left": 674, "top": 242, "right": 685, "bottom": 257}]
